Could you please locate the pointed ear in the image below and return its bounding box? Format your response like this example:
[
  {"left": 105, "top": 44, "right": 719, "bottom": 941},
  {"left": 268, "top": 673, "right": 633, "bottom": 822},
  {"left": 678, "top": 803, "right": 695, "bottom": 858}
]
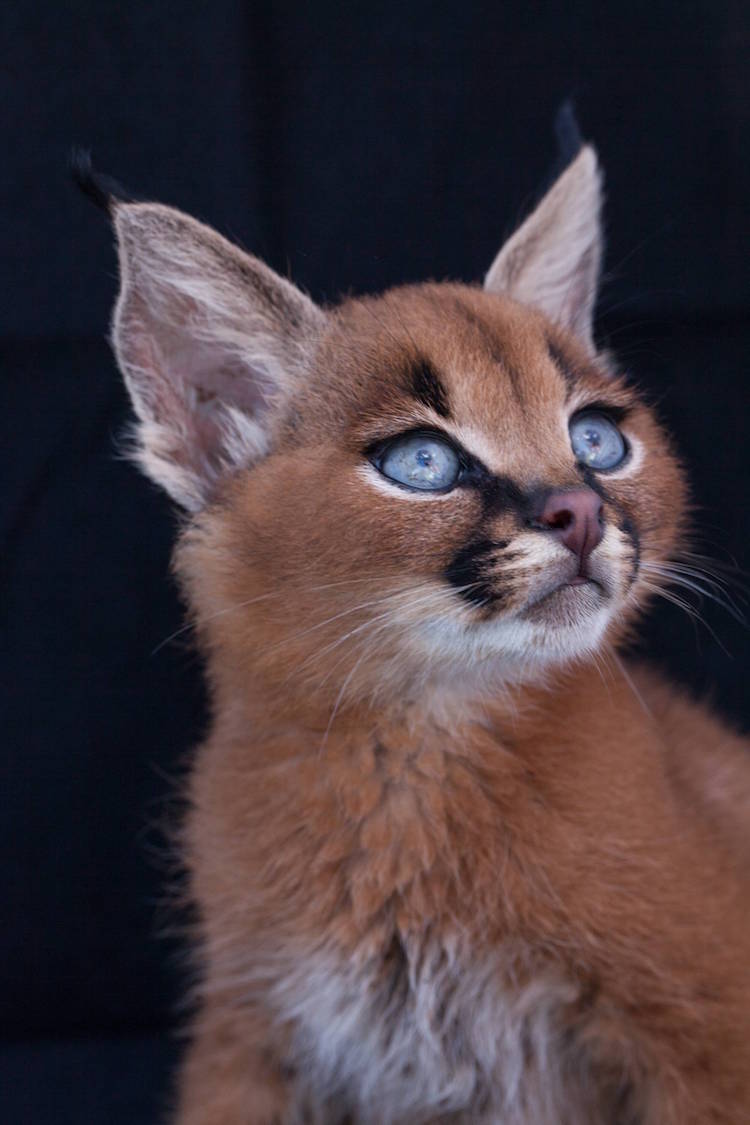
[
  {"left": 484, "top": 146, "right": 603, "bottom": 354},
  {"left": 111, "top": 202, "right": 325, "bottom": 510}
]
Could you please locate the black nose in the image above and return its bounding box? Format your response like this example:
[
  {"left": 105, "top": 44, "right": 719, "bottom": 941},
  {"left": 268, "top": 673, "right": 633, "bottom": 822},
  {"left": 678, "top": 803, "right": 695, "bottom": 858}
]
[{"left": 534, "top": 488, "right": 604, "bottom": 565}]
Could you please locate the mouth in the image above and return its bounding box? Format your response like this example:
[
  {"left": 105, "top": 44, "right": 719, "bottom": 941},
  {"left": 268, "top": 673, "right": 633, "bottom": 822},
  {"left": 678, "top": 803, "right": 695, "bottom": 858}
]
[
  {"left": 565, "top": 574, "right": 592, "bottom": 587},
  {"left": 520, "top": 572, "right": 607, "bottom": 623}
]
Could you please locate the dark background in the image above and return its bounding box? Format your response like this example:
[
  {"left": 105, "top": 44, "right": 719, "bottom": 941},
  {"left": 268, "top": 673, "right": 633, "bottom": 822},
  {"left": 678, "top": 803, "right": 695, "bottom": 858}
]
[{"left": 2, "top": 3, "right": 748, "bottom": 1122}]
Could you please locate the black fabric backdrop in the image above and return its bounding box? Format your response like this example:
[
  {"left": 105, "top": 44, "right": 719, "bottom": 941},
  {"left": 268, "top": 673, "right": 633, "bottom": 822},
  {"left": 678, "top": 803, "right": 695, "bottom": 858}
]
[{"left": 2, "top": 3, "right": 748, "bottom": 1121}]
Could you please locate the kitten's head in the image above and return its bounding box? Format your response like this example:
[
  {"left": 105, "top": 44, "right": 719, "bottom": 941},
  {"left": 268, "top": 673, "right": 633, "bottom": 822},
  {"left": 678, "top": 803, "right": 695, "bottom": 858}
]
[{"left": 104, "top": 144, "right": 686, "bottom": 714}]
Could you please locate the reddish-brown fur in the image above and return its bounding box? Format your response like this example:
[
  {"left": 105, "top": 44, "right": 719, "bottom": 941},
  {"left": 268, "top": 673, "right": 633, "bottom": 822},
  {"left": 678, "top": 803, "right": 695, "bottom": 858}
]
[{"left": 103, "top": 146, "right": 750, "bottom": 1122}]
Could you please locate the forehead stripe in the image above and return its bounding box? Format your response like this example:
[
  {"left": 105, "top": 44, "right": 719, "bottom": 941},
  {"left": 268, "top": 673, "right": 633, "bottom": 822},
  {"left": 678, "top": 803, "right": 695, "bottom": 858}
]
[
  {"left": 547, "top": 339, "right": 579, "bottom": 389},
  {"left": 410, "top": 359, "right": 451, "bottom": 418}
]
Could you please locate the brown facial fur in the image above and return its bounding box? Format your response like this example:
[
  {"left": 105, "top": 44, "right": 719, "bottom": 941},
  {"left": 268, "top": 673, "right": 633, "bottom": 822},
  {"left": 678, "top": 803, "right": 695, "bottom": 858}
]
[
  {"left": 104, "top": 149, "right": 750, "bottom": 1124},
  {"left": 177, "top": 284, "right": 685, "bottom": 721}
]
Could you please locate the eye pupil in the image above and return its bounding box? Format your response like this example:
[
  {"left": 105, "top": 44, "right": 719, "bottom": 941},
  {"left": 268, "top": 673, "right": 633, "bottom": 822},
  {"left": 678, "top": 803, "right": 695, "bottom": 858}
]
[
  {"left": 584, "top": 428, "right": 601, "bottom": 448},
  {"left": 416, "top": 448, "right": 433, "bottom": 466}
]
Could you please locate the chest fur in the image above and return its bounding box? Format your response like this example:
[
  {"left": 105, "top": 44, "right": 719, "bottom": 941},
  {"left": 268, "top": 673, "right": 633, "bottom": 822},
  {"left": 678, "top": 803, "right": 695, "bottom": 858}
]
[
  {"left": 201, "top": 728, "right": 649, "bottom": 1119},
  {"left": 255, "top": 738, "right": 640, "bottom": 1122},
  {"left": 271, "top": 934, "right": 614, "bottom": 1124}
]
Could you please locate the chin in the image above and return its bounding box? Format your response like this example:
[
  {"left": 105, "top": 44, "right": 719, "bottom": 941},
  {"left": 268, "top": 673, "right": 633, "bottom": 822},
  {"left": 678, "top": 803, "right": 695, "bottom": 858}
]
[
  {"left": 514, "top": 578, "right": 617, "bottom": 662},
  {"left": 521, "top": 577, "right": 607, "bottom": 625},
  {"left": 514, "top": 604, "right": 614, "bottom": 664},
  {"left": 490, "top": 608, "right": 614, "bottom": 674},
  {"left": 412, "top": 589, "right": 616, "bottom": 687}
]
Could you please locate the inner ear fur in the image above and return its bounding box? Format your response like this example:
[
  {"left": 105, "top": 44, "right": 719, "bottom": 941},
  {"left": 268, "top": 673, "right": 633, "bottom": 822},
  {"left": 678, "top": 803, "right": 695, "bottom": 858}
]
[
  {"left": 112, "top": 202, "right": 325, "bottom": 510},
  {"left": 484, "top": 145, "right": 603, "bottom": 355}
]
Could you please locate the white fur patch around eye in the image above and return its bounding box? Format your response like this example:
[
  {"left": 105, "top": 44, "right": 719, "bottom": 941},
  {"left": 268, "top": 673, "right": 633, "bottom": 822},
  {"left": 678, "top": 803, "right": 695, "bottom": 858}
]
[
  {"left": 356, "top": 462, "right": 458, "bottom": 500},
  {"left": 359, "top": 425, "right": 531, "bottom": 488},
  {"left": 601, "top": 432, "right": 645, "bottom": 478},
  {"left": 559, "top": 401, "right": 646, "bottom": 480}
]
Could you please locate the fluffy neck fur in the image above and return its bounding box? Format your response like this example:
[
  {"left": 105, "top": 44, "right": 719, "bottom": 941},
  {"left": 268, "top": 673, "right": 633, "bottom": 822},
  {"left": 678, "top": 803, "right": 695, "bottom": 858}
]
[{"left": 92, "top": 137, "right": 750, "bottom": 1123}]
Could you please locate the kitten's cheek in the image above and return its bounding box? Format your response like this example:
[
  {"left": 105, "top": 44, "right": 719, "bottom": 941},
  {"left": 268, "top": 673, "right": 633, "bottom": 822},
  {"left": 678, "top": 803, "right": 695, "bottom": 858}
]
[{"left": 584, "top": 523, "right": 634, "bottom": 597}]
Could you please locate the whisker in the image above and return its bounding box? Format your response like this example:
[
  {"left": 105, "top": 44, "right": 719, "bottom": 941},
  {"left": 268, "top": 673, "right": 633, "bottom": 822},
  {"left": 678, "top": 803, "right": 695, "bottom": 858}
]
[
  {"left": 641, "top": 562, "right": 746, "bottom": 624},
  {"left": 589, "top": 646, "right": 616, "bottom": 700},
  {"left": 674, "top": 550, "right": 750, "bottom": 594},
  {"left": 639, "top": 578, "right": 698, "bottom": 616},
  {"left": 150, "top": 591, "right": 279, "bottom": 656},
  {"left": 609, "top": 649, "right": 653, "bottom": 719},
  {"left": 263, "top": 586, "right": 421, "bottom": 657},
  {"left": 293, "top": 584, "right": 478, "bottom": 682},
  {"left": 317, "top": 650, "right": 369, "bottom": 757},
  {"left": 150, "top": 574, "right": 414, "bottom": 657},
  {"left": 638, "top": 579, "right": 731, "bottom": 656},
  {"left": 301, "top": 583, "right": 484, "bottom": 699},
  {"left": 323, "top": 591, "right": 455, "bottom": 670}
]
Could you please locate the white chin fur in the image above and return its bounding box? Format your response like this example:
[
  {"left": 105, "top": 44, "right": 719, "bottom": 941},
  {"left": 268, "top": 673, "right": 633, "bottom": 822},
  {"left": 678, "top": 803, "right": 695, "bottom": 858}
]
[{"left": 410, "top": 600, "right": 614, "bottom": 683}]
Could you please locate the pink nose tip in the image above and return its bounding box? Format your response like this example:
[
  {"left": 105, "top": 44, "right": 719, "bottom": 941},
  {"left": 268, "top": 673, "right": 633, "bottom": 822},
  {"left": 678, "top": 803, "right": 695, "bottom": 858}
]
[{"left": 536, "top": 489, "right": 604, "bottom": 565}]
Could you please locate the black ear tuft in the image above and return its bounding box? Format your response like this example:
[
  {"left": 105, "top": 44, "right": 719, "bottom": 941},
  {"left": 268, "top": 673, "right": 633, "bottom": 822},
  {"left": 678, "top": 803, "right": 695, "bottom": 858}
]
[
  {"left": 537, "top": 100, "right": 586, "bottom": 194},
  {"left": 554, "top": 99, "right": 584, "bottom": 166},
  {"left": 69, "top": 148, "right": 134, "bottom": 214}
]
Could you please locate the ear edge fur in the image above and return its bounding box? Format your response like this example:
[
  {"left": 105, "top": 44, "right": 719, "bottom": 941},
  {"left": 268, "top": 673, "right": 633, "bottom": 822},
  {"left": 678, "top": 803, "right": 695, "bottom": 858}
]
[
  {"left": 109, "top": 200, "right": 325, "bottom": 510},
  {"left": 484, "top": 144, "right": 604, "bottom": 355}
]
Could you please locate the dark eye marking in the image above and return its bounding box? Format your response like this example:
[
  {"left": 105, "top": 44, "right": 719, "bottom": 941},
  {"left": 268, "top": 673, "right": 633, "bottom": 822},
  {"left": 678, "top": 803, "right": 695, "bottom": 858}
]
[
  {"left": 547, "top": 340, "right": 580, "bottom": 389},
  {"left": 409, "top": 359, "right": 450, "bottom": 418},
  {"left": 452, "top": 297, "right": 508, "bottom": 366},
  {"left": 365, "top": 427, "right": 497, "bottom": 492},
  {"left": 619, "top": 514, "right": 641, "bottom": 589},
  {"left": 473, "top": 474, "right": 528, "bottom": 518},
  {"left": 576, "top": 400, "right": 629, "bottom": 425},
  {"left": 580, "top": 468, "right": 641, "bottom": 587},
  {"left": 547, "top": 339, "right": 627, "bottom": 401},
  {"left": 364, "top": 427, "right": 533, "bottom": 520}
]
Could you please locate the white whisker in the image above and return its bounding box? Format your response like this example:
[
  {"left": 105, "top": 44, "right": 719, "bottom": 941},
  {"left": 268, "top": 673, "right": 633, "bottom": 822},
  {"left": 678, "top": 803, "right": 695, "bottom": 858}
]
[
  {"left": 317, "top": 650, "right": 369, "bottom": 757},
  {"left": 609, "top": 649, "right": 653, "bottom": 719},
  {"left": 150, "top": 574, "right": 411, "bottom": 656},
  {"left": 293, "top": 585, "right": 476, "bottom": 684},
  {"left": 641, "top": 560, "right": 745, "bottom": 624},
  {"left": 638, "top": 578, "right": 731, "bottom": 656}
]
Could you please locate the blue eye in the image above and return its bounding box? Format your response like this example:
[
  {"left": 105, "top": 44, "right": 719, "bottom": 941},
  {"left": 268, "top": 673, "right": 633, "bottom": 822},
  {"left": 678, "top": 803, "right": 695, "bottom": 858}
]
[
  {"left": 569, "top": 412, "right": 627, "bottom": 471},
  {"left": 376, "top": 433, "right": 461, "bottom": 491}
]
